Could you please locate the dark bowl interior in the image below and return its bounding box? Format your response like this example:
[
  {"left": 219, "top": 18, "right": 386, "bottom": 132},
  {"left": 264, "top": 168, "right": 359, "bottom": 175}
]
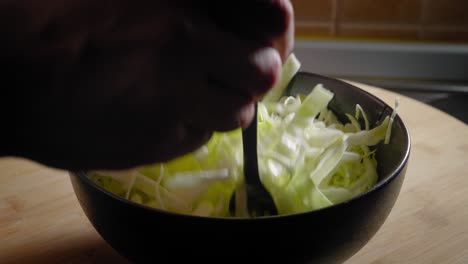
[{"left": 70, "top": 72, "right": 411, "bottom": 264}]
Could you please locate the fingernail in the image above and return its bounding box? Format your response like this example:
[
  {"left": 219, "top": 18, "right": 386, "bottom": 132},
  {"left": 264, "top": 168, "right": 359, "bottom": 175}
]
[
  {"left": 252, "top": 47, "right": 282, "bottom": 95},
  {"left": 239, "top": 103, "right": 255, "bottom": 129}
]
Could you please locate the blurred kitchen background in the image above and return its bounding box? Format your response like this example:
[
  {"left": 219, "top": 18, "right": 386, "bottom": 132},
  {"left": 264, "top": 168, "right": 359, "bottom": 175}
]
[{"left": 290, "top": 0, "right": 468, "bottom": 123}]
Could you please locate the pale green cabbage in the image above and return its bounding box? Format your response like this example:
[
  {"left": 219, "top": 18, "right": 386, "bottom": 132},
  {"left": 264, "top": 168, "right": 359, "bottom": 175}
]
[{"left": 89, "top": 54, "right": 397, "bottom": 217}]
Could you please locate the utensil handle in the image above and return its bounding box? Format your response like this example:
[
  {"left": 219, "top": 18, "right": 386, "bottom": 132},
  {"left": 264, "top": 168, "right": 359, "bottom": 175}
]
[{"left": 242, "top": 103, "right": 261, "bottom": 186}]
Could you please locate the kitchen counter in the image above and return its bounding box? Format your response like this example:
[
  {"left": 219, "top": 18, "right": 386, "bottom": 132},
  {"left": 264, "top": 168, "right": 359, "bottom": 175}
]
[{"left": 1, "top": 81, "right": 467, "bottom": 264}]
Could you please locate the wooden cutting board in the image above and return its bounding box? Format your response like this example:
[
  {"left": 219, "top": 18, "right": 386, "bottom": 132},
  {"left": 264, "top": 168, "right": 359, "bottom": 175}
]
[{"left": 1, "top": 81, "right": 467, "bottom": 264}]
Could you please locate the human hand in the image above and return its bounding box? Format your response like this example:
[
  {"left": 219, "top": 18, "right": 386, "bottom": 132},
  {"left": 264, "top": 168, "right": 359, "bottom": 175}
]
[{"left": 3, "top": 0, "right": 294, "bottom": 170}]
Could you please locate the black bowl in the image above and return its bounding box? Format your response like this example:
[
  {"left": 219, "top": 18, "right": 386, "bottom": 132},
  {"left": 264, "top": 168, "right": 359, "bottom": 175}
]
[{"left": 70, "top": 72, "right": 411, "bottom": 264}]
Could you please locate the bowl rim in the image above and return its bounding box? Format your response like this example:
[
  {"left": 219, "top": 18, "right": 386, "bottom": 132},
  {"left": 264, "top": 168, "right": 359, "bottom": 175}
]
[{"left": 70, "top": 72, "right": 412, "bottom": 221}]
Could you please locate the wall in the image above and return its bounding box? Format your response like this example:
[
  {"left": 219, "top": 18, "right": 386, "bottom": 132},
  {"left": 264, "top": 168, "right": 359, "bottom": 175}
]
[{"left": 292, "top": 0, "right": 468, "bottom": 43}]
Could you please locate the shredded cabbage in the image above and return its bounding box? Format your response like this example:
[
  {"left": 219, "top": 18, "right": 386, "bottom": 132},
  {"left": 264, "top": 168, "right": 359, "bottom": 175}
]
[{"left": 89, "top": 54, "right": 398, "bottom": 217}]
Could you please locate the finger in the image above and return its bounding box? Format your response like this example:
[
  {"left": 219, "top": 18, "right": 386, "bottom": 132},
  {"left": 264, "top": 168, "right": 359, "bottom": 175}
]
[
  {"left": 190, "top": 21, "right": 282, "bottom": 100},
  {"left": 174, "top": 44, "right": 279, "bottom": 132},
  {"left": 135, "top": 123, "right": 213, "bottom": 166},
  {"left": 116, "top": 109, "right": 214, "bottom": 167},
  {"left": 176, "top": 75, "right": 256, "bottom": 133},
  {"left": 181, "top": 0, "right": 290, "bottom": 43},
  {"left": 76, "top": 119, "right": 212, "bottom": 170},
  {"left": 207, "top": 46, "right": 282, "bottom": 101},
  {"left": 272, "top": 0, "right": 295, "bottom": 62},
  {"left": 169, "top": 18, "right": 282, "bottom": 132}
]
